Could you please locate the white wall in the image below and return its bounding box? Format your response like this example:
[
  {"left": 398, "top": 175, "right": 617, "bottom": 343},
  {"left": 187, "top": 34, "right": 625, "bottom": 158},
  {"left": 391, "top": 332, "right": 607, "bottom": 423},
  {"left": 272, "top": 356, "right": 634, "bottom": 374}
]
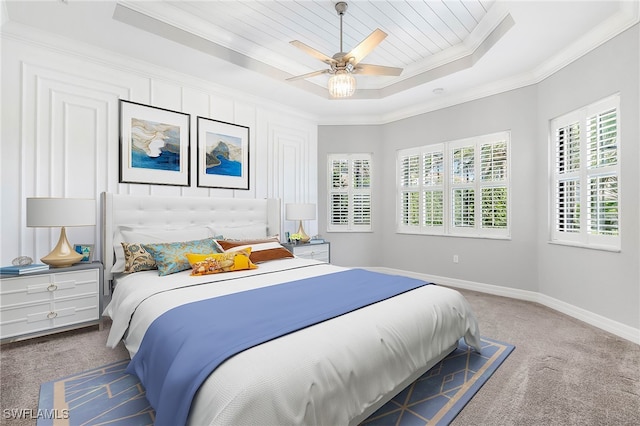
[
  {"left": 0, "top": 25, "right": 318, "bottom": 266},
  {"left": 319, "top": 25, "right": 639, "bottom": 339}
]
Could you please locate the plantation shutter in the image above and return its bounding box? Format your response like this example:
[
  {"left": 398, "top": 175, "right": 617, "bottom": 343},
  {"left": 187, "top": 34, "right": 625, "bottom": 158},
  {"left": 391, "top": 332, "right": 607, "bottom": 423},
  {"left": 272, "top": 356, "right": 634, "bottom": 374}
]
[
  {"left": 396, "top": 133, "right": 509, "bottom": 238},
  {"left": 550, "top": 94, "right": 620, "bottom": 250},
  {"left": 423, "top": 151, "right": 444, "bottom": 227},
  {"left": 586, "top": 106, "right": 619, "bottom": 238},
  {"left": 450, "top": 143, "right": 476, "bottom": 233},
  {"left": 327, "top": 154, "right": 372, "bottom": 232},
  {"left": 480, "top": 140, "right": 508, "bottom": 230},
  {"left": 397, "top": 145, "right": 445, "bottom": 233},
  {"left": 554, "top": 121, "right": 581, "bottom": 235},
  {"left": 399, "top": 150, "right": 420, "bottom": 226}
]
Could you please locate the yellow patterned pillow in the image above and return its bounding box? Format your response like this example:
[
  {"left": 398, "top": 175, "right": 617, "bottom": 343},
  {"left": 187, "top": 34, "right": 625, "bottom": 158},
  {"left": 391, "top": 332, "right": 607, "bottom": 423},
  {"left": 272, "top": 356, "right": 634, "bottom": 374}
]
[{"left": 187, "top": 249, "right": 257, "bottom": 276}]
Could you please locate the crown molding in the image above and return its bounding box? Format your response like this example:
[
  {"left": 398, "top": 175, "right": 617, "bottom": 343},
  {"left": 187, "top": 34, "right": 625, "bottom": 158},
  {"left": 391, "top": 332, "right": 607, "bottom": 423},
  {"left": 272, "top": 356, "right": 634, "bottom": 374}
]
[
  {"left": 321, "top": 5, "right": 639, "bottom": 125},
  {"left": 0, "top": 21, "right": 321, "bottom": 124}
]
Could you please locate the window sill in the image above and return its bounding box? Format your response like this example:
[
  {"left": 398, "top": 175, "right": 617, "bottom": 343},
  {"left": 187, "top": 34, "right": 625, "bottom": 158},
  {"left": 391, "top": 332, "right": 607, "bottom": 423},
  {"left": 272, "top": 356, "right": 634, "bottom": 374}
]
[
  {"left": 547, "top": 240, "right": 621, "bottom": 253},
  {"left": 396, "top": 230, "right": 511, "bottom": 241}
]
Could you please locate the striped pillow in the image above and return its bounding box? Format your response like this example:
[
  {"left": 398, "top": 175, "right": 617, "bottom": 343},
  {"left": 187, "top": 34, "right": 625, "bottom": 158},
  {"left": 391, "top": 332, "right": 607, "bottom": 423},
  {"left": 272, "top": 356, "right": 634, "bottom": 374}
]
[{"left": 217, "top": 239, "right": 294, "bottom": 263}]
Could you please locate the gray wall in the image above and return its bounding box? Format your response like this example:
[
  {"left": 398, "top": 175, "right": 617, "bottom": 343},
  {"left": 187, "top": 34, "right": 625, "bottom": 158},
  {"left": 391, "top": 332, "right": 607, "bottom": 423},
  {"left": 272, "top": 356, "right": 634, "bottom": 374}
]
[
  {"left": 318, "top": 24, "right": 639, "bottom": 330},
  {"left": 318, "top": 125, "right": 384, "bottom": 267},
  {"left": 536, "top": 24, "right": 639, "bottom": 328}
]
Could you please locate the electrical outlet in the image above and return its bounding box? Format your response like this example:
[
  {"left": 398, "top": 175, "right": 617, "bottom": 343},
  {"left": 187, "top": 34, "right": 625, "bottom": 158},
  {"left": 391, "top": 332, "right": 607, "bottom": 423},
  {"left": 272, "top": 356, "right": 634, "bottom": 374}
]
[{"left": 453, "top": 255, "right": 459, "bottom": 263}]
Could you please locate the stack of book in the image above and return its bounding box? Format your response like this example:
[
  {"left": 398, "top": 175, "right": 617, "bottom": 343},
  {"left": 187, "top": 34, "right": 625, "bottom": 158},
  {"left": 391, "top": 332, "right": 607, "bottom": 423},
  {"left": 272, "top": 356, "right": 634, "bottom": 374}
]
[{"left": 0, "top": 263, "right": 49, "bottom": 275}]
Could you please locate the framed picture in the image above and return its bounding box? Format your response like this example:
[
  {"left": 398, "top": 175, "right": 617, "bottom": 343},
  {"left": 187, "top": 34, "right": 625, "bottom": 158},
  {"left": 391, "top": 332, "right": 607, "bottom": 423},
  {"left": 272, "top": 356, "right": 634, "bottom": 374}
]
[
  {"left": 197, "top": 117, "right": 250, "bottom": 190},
  {"left": 119, "top": 100, "right": 191, "bottom": 186},
  {"left": 74, "top": 244, "right": 94, "bottom": 263}
]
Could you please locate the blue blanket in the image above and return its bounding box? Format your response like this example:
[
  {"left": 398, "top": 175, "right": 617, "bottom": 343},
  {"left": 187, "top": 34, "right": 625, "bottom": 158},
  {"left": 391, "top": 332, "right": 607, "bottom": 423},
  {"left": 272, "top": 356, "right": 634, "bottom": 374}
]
[{"left": 126, "top": 269, "right": 431, "bottom": 425}]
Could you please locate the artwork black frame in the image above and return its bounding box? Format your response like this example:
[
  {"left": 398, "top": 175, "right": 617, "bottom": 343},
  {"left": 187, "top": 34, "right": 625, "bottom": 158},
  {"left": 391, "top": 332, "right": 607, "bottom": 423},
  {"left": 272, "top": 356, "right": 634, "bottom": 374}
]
[
  {"left": 196, "top": 116, "right": 250, "bottom": 190},
  {"left": 119, "top": 100, "right": 191, "bottom": 186}
]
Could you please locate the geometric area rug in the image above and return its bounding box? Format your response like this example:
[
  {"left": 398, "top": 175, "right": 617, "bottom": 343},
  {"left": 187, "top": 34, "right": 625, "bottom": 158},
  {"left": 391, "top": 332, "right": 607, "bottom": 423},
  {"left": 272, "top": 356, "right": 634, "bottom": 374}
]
[
  {"left": 361, "top": 336, "right": 515, "bottom": 425},
  {"left": 37, "top": 336, "right": 513, "bottom": 426}
]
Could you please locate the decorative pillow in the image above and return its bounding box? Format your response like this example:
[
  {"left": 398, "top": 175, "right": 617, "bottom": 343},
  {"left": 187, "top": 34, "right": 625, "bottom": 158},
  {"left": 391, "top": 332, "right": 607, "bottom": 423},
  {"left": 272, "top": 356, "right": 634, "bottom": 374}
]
[
  {"left": 142, "top": 238, "right": 222, "bottom": 276},
  {"left": 217, "top": 239, "right": 293, "bottom": 263},
  {"left": 121, "top": 242, "right": 156, "bottom": 273},
  {"left": 111, "top": 226, "right": 214, "bottom": 274},
  {"left": 187, "top": 249, "right": 257, "bottom": 276}
]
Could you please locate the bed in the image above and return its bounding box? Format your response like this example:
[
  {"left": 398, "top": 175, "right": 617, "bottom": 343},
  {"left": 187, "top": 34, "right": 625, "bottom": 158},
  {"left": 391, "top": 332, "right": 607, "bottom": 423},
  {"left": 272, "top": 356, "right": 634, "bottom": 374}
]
[{"left": 101, "top": 192, "right": 481, "bottom": 425}]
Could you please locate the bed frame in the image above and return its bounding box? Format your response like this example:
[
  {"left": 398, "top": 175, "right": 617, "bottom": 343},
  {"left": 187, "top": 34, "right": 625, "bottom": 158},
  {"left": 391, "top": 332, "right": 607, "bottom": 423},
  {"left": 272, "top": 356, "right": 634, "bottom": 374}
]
[
  {"left": 100, "top": 192, "right": 465, "bottom": 424},
  {"left": 101, "top": 192, "right": 281, "bottom": 285}
]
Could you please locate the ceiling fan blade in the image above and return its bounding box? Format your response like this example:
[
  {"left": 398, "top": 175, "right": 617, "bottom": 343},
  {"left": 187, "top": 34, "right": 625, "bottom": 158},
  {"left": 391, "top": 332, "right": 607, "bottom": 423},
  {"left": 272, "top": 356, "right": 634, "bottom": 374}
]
[
  {"left": 290, "top": 40, "right": 336, "bottom": 65},
  {"left": 355, "top": 63, "right": 403, "bottom": 76},
  {"left": 286, "top": 69, "right": 330, "bottom": 81},
  {"left": 343, "top": 29, "right": 387, "bottom": 65}
]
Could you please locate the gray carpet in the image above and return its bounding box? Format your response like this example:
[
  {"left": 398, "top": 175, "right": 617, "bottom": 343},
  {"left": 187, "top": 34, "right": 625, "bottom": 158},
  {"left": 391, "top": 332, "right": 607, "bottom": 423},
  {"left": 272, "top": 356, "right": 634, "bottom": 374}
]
[{"left": 1, "top": 288, "right": 639, "bottom": 425}]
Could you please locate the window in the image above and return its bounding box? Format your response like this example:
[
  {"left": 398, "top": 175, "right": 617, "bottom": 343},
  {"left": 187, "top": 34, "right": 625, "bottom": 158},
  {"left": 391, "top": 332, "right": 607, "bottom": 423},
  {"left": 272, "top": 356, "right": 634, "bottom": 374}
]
[
  {"left": 550, "top": 94, "right": 620, "bottom": 250},
  {"left": 397, "top": 132, "right": 510, "bottom": 238},
  {"left": 327, "top": 153, "right": 372, "bottom": 232}
]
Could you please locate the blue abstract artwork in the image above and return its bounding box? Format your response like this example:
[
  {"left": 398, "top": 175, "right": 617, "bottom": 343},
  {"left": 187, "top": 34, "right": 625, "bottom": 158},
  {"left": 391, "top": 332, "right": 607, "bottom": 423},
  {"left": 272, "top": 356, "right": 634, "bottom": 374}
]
[
  {"left": 204, "top": 131, "right": 242, "bottom": 177},
  {"left": 130, "top": 118, "right": 181, "bottom": 172}
]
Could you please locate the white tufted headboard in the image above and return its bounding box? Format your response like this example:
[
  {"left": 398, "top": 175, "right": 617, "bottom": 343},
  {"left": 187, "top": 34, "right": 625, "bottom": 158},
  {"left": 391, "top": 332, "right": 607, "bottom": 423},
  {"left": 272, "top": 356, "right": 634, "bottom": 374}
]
[{"left": 101, "top": 192, "right": 281, "bottom": 284}]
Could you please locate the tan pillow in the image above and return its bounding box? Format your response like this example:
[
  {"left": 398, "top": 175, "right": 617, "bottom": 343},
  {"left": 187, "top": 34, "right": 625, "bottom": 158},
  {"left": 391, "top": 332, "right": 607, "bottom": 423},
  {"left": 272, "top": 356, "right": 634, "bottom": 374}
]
[{"left": 121, "top": 242, "right": 156, "bottom": 273}]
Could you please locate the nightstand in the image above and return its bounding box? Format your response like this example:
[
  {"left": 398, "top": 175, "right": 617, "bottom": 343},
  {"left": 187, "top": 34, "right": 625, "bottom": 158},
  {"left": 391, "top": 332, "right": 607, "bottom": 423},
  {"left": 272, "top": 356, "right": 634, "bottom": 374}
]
[
  {"left": 0, "top": 261, "right": 103, "bottom": 343},
  {"left": 283, "top": 242, "right": 330, "bottom": 263}
]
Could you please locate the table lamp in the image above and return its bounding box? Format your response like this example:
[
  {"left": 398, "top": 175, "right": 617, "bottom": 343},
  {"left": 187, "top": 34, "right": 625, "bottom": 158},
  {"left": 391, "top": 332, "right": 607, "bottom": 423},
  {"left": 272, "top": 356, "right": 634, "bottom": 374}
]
[
  {"left": 26, "top": 198, "right": 96, "bottom": 268},
  {"left": 285, "top": 203, "right": 316, "bottom": 244}
]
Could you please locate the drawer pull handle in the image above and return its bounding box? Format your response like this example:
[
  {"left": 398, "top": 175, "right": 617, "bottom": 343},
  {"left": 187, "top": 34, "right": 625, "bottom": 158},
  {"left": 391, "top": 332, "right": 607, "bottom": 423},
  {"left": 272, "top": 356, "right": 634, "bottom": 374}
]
[
  {"left": 47, "top": 311, "right": 57, "bottom": 319},
  {"left": 47, "top": 284, "right": 58, "bottom": 292}
]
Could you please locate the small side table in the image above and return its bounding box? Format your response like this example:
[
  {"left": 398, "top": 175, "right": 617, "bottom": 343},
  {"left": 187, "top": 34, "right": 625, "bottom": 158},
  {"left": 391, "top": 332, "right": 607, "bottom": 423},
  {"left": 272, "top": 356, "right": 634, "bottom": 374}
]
[
  {"left": 283, "top": 242, "right": 330, "bottom": 263},
  {"left": 0, "top": 261, "right": 104, "bottom": 343}
]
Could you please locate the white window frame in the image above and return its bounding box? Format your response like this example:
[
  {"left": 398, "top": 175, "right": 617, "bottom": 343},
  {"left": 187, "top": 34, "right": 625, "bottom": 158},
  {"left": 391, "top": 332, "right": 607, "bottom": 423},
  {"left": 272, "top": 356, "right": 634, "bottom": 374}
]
[
  {"left": 396, "top": 131, "right": 511, "bottom": 239},
  {"left": 327, "top": 153, "right": 373, "bottom": 232},
  {"left": 549, "top": 94, "right": 621, "bottom": 251}
]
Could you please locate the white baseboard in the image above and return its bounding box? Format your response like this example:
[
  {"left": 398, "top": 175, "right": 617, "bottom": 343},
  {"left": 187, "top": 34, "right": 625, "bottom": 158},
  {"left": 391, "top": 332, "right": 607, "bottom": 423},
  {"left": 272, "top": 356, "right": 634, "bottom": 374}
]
[{"left": 367, "top": 267, "right": 640, "bottom": 345}]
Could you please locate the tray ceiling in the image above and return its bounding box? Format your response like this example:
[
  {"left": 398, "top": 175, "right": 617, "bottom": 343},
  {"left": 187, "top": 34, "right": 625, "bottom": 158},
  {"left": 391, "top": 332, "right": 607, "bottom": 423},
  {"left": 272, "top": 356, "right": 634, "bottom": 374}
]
[{"left": 3, "top": 0, "right": 638, "bottom": 123}]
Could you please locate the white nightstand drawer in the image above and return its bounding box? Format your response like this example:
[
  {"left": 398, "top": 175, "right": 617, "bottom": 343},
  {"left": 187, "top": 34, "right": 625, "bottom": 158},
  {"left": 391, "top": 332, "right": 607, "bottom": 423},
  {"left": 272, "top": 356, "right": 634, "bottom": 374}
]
[
  {"left": 284, "top": 242, "right": 330, "bottom": 263},
  {"left": 0, "top": 294, "right": 99, "bottom": 339},
  {"left": 0, "top": 269, "right": 98, "bottom": 307},
  {"left": 293, "top": 245, "right": 328, "bottom": 256}
]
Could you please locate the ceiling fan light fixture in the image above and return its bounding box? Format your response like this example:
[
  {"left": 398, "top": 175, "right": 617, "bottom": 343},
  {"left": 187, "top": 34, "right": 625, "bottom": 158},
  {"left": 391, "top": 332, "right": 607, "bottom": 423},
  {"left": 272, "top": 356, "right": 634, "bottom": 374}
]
[{"left": 328, "top": 71, "right": 356, "bottom": 98}]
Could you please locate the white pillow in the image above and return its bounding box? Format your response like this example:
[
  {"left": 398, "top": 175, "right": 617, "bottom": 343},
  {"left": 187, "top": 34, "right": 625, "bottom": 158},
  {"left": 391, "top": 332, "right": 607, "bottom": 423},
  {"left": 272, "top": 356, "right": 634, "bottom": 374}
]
[
  {"left": 210, "top": 224, "right": 267, "bottom": 240},
  {"left": 110, "top": 226, "right": 213, "bottom": 274}
]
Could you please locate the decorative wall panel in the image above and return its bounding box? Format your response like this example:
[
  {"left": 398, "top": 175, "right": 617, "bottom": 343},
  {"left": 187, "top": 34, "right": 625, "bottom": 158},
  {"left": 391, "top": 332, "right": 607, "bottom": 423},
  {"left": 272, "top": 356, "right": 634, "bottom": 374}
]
[
  {"left": 265, "top": 120, "right": 318, "bottom": 237},
  {"left": 1, "top": 34, "right": 318, "bottom": 273}
]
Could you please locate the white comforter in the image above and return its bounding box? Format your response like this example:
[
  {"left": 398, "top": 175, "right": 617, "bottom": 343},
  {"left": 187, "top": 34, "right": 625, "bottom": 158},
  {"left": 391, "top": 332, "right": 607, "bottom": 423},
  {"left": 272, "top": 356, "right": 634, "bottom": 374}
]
[{"left": 104, "top": 259, "right": 481, "bottom": 425}]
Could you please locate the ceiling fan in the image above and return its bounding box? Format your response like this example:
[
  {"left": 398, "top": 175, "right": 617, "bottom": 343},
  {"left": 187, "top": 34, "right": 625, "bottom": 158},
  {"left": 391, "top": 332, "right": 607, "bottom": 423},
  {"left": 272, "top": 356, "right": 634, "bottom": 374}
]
[{"left": 287, "top": 1, "right": 403, "bottom": 98}]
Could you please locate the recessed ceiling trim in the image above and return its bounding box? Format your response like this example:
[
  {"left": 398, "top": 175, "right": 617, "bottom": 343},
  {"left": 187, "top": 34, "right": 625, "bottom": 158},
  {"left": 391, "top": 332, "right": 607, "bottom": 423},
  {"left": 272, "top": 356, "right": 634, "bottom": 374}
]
[
  {"left": 113, "top": 0, "right": 511, "bottom": 100},
  {"left": 346, "top": 12, "right": 514, "bottom": 100},
  {"left": 112, "top": 3, "right": 328, "bottom": 99}
]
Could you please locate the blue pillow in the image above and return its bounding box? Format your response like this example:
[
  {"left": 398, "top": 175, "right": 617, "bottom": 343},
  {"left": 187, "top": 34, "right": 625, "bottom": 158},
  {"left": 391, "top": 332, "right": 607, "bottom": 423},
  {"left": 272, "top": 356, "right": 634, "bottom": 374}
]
[{"left": 143, "top": 238, "right": 222, "bottom": 276}]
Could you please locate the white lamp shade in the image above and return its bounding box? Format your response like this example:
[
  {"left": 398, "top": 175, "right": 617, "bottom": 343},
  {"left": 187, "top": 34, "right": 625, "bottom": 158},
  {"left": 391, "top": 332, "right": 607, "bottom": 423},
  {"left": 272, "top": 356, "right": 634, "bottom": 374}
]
[
  {"left": 285, "top": 203, "right": 316, "bottom": 221},
  {"left": 27, "top": 198, "right": 96, "bottom": 227}
]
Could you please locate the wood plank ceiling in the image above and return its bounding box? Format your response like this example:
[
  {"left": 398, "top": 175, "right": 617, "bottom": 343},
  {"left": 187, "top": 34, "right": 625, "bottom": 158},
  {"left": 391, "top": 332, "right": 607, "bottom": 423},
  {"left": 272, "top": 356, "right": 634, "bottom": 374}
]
[{"left": 117, "top": 0, "right": 500, "bottom": 94}]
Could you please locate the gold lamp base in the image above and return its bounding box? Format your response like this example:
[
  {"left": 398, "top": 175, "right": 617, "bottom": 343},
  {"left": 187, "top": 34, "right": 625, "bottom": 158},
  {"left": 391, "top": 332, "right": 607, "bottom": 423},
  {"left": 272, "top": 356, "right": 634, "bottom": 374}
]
[
  {"left": 41, "top": 227, "right": 83, "bottom": 268},
  {"left": 297, "top": 221, "right": 311, "bottom": 244}
]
